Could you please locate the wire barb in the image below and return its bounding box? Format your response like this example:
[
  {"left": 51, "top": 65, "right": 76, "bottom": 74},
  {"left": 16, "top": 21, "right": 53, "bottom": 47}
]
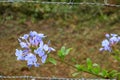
[{"left": 69, "top": 0, "right": 74, "bottom": 8}]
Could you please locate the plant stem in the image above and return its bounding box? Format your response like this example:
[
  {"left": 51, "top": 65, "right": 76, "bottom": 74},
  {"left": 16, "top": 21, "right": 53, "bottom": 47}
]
[{"left": 53, "top": 56, "right": 107, "bottom": 78}]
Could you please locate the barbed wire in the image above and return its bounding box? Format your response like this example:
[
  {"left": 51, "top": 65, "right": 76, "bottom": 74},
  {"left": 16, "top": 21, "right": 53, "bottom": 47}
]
[
  {"left": 0, "top": 76, "right": 87, "bottom": 80},
  {"left": 0, "top": 1, "right": 120, "bottom": 7},
  {"left": 0, "top": 76, "right": 49, "bottom": 79},
  {"left": 0, "top": 76, "right": 115, "bottom": 80}
]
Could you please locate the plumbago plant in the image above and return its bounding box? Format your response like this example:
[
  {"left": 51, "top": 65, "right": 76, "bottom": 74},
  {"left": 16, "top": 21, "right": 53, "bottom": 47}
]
[
  {"left": 15, "top": 31, "right": 55, "bottom": 67},
  {"left": 15, "top": 31, "right": 120, "bottom": 79}
]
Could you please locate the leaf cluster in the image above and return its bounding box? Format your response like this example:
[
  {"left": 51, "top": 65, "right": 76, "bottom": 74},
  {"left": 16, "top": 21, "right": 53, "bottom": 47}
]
[{"left": 74, "top": 58, "right": 120, "bottom": 78}]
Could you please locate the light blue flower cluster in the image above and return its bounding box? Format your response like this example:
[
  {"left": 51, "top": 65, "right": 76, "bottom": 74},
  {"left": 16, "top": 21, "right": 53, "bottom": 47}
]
[
  {"left": 15, "top": 31, "right": 55, "bottom": 67},
  {"left": 100, "top": 33, "right": 120, "bottom": 52}
]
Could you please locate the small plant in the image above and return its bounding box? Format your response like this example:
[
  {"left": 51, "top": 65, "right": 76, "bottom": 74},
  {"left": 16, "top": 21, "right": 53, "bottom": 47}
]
[
  {"left": 58, "top": 46, "right": 72, "bottom": 60},
  {"left": 15, "top": 32, "right": 120, "bottom": 79}
]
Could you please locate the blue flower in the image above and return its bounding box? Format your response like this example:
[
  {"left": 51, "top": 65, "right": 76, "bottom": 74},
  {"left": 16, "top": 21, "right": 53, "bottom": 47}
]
[
  {"left": 105, "top": 34, "right": 110, "bottom": 38},
  {"left": 25, "top": 53, "right": 39, "bottom": 67},
  {"left": 102, "top": 39, "right": 110, "bottom": 47},
  {"left": 111, "top": 34, "right": 118, "bottom": 37},
  {"left": 21, "top": 34, "right": 29, "bottom": 40},
  {"left": 34, "top": 47, "right": 45, "bottom": 57},
  {"left": 15, "top": 49, "right": 25, "bottom": 60},
  {"left": 29, "top": 38, "right": 38, "bottom": 46},
  {"left": 29, "top": 31, "right": 37, "bottom": 37},
  {"left": 20, "top": 42, "right": 28, "bottom": 48},
  {"left": 44, "top": 44, "right": 49, "bottom": 51},
  {"left": 118, "top": 37, "right": 120, "bottom": 41},
  {"left": 37, "top": 33, "right": 45, "bottom": 39},
  {"left": 41, "top": 54, "right": 47, "bottom": 63},
  {"left": 101, "top": 39, "right": 111, "bottom": 52},
  {"left": 15, "top": 31, "right": 55, "bottom": 67},
  {"left": 110, "top": 36, "right": 119, "bottom": 45},
  {"left": 100, "top": 33, "right": 120, "bottom": 52},
  {"left": 48, "top": 47, "right": 55, "bottom": 53}
]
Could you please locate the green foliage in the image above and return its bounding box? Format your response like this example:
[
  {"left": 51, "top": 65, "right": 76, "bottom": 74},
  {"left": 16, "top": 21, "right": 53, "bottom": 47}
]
[
  {"left": 75, "top": 64, "right": 85, "bottom": 71},
  {"left": 74, "top": 58, "right": 120, "bottom": 78},
  {"left": 86, "top": 58, "right": 93, "bottom": 71},
  {"left": 58, "top": 46, "right": 72, "bottom": 60},
  {"left": 86, "top": 58, "right": 101, "bottom": 74},
  {"left": 99, "top": 69, "right": 108, "bottom": 77},
  {"left": 48, "top": 57, "right": 57, "bottom": 65},
  {"left": 92, "top": 63, "right": 100, "bottom": 74}
]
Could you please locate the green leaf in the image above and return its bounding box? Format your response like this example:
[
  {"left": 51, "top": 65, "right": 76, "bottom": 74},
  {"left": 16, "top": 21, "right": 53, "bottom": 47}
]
[
  {"left": 108, "top": 70, "right": 119, "bottom": 78},
  {"left": 92, "top": 63, "right": 100, "bottom": 74},
  {"left": 86, "top": 58, "right": 92, "bottom": 71},
  {"left": 64, "top": 48, "right": 72, "bottom": 55},
  {"left": 75, "top": 64, "right": 84, "bottom": 71},
  {"left": 72, "top": 72, "right": 80, "bottom": 77},
  {"left": 58, "top": 49, "right": 64, "bottom": 59},
  {"left": 48, "top": 58, "right": 57, "bottom": 65},
  {"left": 101, "top": 69, "right": 108, "bottom": 77},
  {"left": 58, "top": 46, "right": 72, "bottom": 60}
]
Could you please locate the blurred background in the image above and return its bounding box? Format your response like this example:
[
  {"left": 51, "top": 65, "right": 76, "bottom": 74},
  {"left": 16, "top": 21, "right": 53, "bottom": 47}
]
[{"left": 0, "top": 0, "right": 120, "bottom": 78}]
